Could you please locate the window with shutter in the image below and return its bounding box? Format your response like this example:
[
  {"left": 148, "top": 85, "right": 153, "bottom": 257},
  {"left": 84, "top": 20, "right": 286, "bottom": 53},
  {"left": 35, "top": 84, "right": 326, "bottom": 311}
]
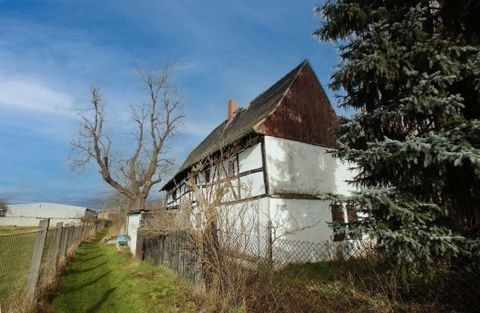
[
  {"left": 330, "top": 201, "right": 345, "bottom": 241},
  {"left": 346, "top": 201, "right": 357, "bottom": 223},
  {"left": 346, "top": 201, "right": 359, "bottom": 239}
]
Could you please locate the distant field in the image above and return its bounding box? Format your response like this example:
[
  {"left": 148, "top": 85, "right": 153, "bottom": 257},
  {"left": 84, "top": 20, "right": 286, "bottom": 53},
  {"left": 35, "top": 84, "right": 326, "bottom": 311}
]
[{"left": 0, "top": 226, "right": 39, "bottom": 235}]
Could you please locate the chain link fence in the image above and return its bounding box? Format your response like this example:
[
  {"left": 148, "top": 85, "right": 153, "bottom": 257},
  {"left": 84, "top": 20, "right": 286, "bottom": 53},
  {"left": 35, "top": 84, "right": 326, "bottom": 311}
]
[
  {"left": 141, "top": 227, "right": 479, "bottom": 313},
  {"left": 0, "top": 220, "right": 105, "bottom": 312}
]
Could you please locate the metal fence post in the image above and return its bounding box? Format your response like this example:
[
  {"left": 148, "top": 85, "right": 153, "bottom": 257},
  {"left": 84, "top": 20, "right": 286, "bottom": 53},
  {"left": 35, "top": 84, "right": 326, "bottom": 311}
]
[{"left": 26, "top": 219, "right": 50, "bottom": 304}]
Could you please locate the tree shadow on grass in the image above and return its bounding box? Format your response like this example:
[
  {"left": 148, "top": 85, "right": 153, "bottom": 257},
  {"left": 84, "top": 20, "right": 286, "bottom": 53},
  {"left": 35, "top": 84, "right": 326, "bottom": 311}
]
[
  {"left": 67, "top": 261, "right": 108, "bottom": 275},
  {"left": 83, "top": 287, "right": 116, "bottom": 313},
  {"left": 63, "top": 270, "right": 113, "bottom": 293},
  {"left": 76, "top": 247, "right": 103, "bottom": 255},
  {"left": 77, "top": 254, "right": 105, "bottom": 262}
]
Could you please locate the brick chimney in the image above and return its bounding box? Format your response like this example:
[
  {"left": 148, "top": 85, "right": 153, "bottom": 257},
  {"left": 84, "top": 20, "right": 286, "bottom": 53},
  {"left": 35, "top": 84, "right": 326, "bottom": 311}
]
[{"left": 227, "top": 99, "right": 238, "bottom": 121}]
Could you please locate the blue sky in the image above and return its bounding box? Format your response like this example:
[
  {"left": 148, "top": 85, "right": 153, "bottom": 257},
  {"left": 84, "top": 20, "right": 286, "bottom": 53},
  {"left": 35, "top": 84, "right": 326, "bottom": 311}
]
[{"left": 0, "top": 0, "right": 342, "bottom": 209}]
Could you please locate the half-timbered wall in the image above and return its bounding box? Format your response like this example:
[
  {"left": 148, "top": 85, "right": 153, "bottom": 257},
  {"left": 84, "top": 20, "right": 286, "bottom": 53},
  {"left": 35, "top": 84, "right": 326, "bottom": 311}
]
[{"left": 166, "top": 141, "right": 266, "bottom": 206}]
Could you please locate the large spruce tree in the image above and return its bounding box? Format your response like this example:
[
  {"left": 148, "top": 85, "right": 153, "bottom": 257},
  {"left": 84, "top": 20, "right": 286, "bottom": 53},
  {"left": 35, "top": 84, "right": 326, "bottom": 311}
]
[{"left": 315, "top": 1, "right": 480, "bottom": 264}]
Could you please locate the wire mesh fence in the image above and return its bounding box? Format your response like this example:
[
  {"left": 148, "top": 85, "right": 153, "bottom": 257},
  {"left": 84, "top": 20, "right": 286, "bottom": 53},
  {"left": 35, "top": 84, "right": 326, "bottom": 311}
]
[
  {"left": 0, "top": 220, "right": 104, "bottom": 312},
  {"left": 141, "top": 227, "right": 480, "bottom": 313},
  {"left": 0, "top": 231, "right": 37, "bottom": 302}
]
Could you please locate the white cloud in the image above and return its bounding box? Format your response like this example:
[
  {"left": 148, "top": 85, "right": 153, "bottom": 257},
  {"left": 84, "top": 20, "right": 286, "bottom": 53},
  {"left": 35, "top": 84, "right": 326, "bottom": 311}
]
[{"left": 0, "top": 74, "right": 75, "bottom": 116}]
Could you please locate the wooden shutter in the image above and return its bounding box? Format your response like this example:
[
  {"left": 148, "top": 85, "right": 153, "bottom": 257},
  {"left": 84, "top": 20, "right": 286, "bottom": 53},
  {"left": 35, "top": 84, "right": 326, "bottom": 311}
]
[
  {"left": 330, "top": 201, "right": 345, "bottom": 241},
  {"left": 346, "top": 201, "right": 358, "bottom": 223}
]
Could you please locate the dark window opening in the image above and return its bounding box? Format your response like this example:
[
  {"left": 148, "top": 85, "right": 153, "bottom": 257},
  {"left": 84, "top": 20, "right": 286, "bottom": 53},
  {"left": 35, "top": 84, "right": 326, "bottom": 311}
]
[
  {"left": 227, "top": 159, "right": 236, "bottom": 176},
  {"left": 330, "top": 201, "right": 345, "bottom": 241},
  {"left": 346, "top": 201, "right": 358, "bottom": 223},
  {"left": 204, "top": 167, "right": 211, "bottom": 183}
]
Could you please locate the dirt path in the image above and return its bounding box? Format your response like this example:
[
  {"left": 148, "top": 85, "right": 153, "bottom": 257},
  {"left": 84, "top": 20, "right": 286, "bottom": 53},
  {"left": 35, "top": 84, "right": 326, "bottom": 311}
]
[{"left": 49, "top": 229, "right": 196, "bottom": 313}]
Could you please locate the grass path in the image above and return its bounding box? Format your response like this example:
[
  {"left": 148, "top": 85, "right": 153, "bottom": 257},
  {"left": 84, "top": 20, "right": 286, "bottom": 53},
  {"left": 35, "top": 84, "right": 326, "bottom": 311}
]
[{"left": 50, "top": 229, "right": 196, "bottom": 313}]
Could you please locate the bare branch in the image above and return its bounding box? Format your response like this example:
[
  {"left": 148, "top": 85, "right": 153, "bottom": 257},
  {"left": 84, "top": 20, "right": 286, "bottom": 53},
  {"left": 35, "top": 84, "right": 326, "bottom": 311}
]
[{"left": 71, "top": 66, "right": 183, "bottom": 211}]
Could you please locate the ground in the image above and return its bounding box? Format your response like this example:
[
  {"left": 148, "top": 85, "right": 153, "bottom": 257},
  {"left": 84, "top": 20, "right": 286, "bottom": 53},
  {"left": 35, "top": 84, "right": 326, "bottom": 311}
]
[{"left": 49, "top": 228, "right": 196, "bottom": 313}]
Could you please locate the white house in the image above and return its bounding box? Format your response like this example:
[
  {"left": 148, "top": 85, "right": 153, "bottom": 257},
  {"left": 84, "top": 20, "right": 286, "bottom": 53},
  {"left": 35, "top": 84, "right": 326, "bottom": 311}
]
[
  {"left": 160, "top": 61, "right": 358, "bottom": 261},
  {"left": 0, "top": 203, "right": 97, "bottom": 227}
]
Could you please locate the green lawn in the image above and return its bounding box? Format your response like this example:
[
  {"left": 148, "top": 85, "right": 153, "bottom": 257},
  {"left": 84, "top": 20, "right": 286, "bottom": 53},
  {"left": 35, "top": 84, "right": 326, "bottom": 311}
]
[{"left": 50, "top": 228, "right": 197, "bottom": 313}]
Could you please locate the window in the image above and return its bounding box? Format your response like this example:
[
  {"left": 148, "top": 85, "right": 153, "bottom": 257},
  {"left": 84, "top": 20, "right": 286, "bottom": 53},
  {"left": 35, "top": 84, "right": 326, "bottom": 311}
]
[
  {"left": 346, "top": 201, "right": 359, "bottom": 240},
  {"left": 330, "top": 201, "right": 345, "bottom": 241},
  {"left": 0, "top": 208, "right": 6, "bottom": 217},
  {"left": 172, "top": 189, "right": 177, "bottom": 201},
  {"left": 204, "top": 167, "right": 211, "bottom": 183},
  {"left": 227, "top": 159, "right": 237, "bottom": 176},
  {"left": 346, "top": 201, "right": 358, "bottom": 223}
]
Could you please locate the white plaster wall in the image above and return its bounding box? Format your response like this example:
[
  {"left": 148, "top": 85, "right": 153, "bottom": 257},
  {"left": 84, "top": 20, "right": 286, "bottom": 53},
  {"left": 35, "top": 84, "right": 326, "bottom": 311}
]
[
  {"left": 215, "top": 197, "right": 336, "bottom": 260},
  {"left": 239, "top": 171, "right": 265, "bottom": 198},
  {"left": 216, "top": 197, "right": 271, "bottom": 257},
  {"left": 267, "top": 198, "right": 333, "bottom": 243},
  {"left": 264, "top": 136, "right": 356, "bottom": 196},
  {"left": 238, "top": 143, "right": 263, "bottom": 172},
  {"left": 127, "top": 214, "right": 141, "bottom": 255}
]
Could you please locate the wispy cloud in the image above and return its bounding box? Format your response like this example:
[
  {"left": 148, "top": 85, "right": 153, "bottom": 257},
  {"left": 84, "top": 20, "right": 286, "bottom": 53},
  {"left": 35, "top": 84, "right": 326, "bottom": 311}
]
[{"left": 0, "top": 74, "right": 75, "bottom": 116}]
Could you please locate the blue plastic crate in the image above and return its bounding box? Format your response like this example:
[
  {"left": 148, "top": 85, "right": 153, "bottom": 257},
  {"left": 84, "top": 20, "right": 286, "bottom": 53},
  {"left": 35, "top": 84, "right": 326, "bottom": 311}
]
[{"left": 116, "top": 235, "right": 128, "bottom": 245}]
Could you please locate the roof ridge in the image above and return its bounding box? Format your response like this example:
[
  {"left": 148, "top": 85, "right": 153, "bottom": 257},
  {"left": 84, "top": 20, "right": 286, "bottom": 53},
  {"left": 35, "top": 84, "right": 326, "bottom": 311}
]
[{"left": 252, "top": 60, "right": 308, "bottom": 130}]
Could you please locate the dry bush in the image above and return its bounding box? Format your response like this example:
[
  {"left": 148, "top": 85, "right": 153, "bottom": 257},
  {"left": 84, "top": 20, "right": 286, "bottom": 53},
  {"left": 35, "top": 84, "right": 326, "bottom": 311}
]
[
  {"left": 173, "top": 145, "right": 260, "bottom": 312},
  {"left": 151, "top": 142, "right": 451, "bottom": 312},
  {"left": 154, "top": 142, "right": 327, "bottom": 312},
  {"left": 1, "top": 293, "right": 35, "bottom": 313},
  {"left": 141, "top": 204, "right": 192, "bottom": 238}
]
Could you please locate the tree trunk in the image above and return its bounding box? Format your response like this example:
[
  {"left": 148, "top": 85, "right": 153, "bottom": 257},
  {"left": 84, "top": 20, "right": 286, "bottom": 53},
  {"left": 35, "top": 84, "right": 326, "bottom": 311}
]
[
  {"left": 131, "top": 196, "right": 146, "bottom": 212},
  {"left": 202, "top": 219, "right": 228, "bottom": 294}
]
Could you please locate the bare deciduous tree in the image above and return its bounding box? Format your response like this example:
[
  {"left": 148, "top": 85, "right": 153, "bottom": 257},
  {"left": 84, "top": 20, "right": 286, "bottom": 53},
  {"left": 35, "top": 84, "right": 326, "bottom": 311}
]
[{"left": 71, "top": 66, "right": 183, "bottom": 212}]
